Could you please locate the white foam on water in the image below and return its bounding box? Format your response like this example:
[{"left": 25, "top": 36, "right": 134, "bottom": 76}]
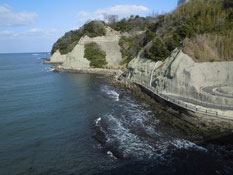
[
  {"left": 95, "top": 117, "right": 102, "bottom": 126},
  {"left": 102, "top": 86, "right": 120, "bottom": 101},
  {"left": 101, "top": 110, "right": 208, "bottom": 160},
  {"left": 32, "top": 53, "right": 39, "bottom": 56},
  {"left": 44, "top": 67, "right": 54, "bottom": 72},
  {"left": 105, "top": 113, "right": 155, "bottom": 159},
  {"left": 107, "top": 151, "right": 117, "bottom": 159},
  {"left": 171, "top": 139, "right": 207, "bottom": 152},
  {"left": 96, "top": 88, "right": 208, "bottom": 161},
  {"left": 94, "top": 117, "right": 111, "bottom": 143}
]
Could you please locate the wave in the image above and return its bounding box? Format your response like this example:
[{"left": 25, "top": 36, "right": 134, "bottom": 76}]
[
  {"left": 101, "top": 85, "right": 120, "bottom": 101},
  {"left": 107, "top": 151, "right": 117, "bottom": 159},
  {"left": 95, "top": 117, "right": 102, "bottom": 126},
  {"left": 44, "top": 67, "right": 54, "bottom": 72},
  {"left": 171, "top": 139, "right": 207, "bottom": 151},
  {"left": 94, "top": 84, "right": 209, "bottom": 162},
  {"left": 93, "top": 102, "right": 207, "bottom": 161}
]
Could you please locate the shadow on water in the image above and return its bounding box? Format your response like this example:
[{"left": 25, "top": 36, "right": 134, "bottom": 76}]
[
  {"left": 91, "top": 147, "right": 233, "bottom": 175},
  {"left": 202, "top": 133, "right": 233, "bottom": 146}
]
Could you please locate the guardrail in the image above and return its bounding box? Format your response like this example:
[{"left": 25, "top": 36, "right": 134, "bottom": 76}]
[{"left": 133, "top": 80, "right": 232, "bottom": 120}]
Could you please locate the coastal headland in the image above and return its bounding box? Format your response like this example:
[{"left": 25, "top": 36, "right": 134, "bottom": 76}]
[{"left": 46, "top": 0, "right": 233, "bottom": 142}]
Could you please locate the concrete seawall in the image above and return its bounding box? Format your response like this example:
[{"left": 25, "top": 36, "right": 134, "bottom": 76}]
[
  {"left": 55, "top": 66, "right": 123, "bottom": 77},
  {"left": 135, "top": 81, "right": 233, "bottom": 122}
]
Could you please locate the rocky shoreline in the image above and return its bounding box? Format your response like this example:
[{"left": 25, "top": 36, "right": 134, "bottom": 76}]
[
  {"left": 109, "top": 78, "right": 233, "bottom": 145},
  {"left": 54, "top": 66, "right": 123, "bottom": 77},
  {"left": 50, "top": 63, "right": 233, "bottom": 145}
]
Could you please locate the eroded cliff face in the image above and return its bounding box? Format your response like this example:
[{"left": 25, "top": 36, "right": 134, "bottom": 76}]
[
  {"left": 125, "top": 48, "right": 233, "bottom": 106},
  {"left": 62, "top": 44, "right": 90, "bottom": 69},
  {"left": 124, "top": 51, "right": 162, "bottom": 84},
  {"left": 50, "top": 50, "right": 67, "bottom": 63},
  {"left": 49, "top": 27, "right": 123, "bottom": 69}
]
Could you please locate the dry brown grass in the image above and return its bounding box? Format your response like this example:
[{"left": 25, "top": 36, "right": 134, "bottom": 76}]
[{"left": 183, "top": 32, "right": 233, "bottom": 62}]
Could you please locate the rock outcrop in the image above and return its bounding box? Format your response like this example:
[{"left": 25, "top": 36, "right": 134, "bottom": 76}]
[
  {"left": 124, "top": 51, "right": 163, "bottom": 84},
  {"left": 62, "top": 44, "right": 90, "bottom": 69},
  {"left": 125, "top": 48, "right": 233, "bottom": 106},
  {"left": 78, "top": 27, "right": 122, "bottom": 66},
  {"left": 49, "top": 27, "right": 123, "bottom": 69},
  {"left": 50, "top": 50, "right": 67, "bottom": 63}
]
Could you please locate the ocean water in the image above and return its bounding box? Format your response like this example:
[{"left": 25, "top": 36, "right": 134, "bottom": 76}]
[{"left": 0, "top": 53, "right": 233, "bottom": 175}]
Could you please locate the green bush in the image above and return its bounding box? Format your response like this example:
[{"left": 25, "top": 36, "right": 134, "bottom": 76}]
[
  {"left": 51, "top": 30, "right": 83, "bottom": 55},
  {"left": 224, "top": 0, "right": 233, "bottom": 9},
  {"left": 110, "top": 16, "right": 152, "bottom": 33},
  {"left": 145, "top": 38, "right": 170, "bottom": 61},
  {"left": 177, "top": 24, "right": 195, "bottom": 38},
  {"left": 145, "top": 30, "right": 156, "bottom": 42},
  {"left": 84, "top": 42, "right": 107, "bottom": 68},
  {"left": 83, "top": 21, "right": 106, "bottom": 38},
  {"left": 119, "top": 35, "right": 144, "bottom": 65},
  {"left": 115, "top": 19, "right": 133, "bottom": 32},
  {"left": 142, "top": 0, "right": 233, "bottom": 62},
  {"left": 51, "top": 21, "right": 106, "bottom": 55},
  {"left": 167, "top": 34, "right": 182, "bottom": 51}
]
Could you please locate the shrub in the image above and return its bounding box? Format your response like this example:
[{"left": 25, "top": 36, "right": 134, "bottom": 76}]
[
  {"left": 110, "top": 16, "right": 152, "bottom": 33},
  {"left": 145, "top": 38, "right": 170, "bottom": 61},
  {"left": 51, "top": 21, "right": 106, "bottom": 55},
  {"left": 224, "top": 0, "right": 233, "bottom": 9},
  {"left": 119, "top": 35, "right": 144, "bottom": 64},
  {"left": 177, "top": 24, "right": 195, "bottom": 38},
  {"left": 114, "top": 19, "right": 133, "bottom": 32},
  {"left": 183, "top": 32, "right": 233, "bottom": 62},
  {"left": 145, "top": 30, "right": 156, "bottom": 42},
  {"left": 142, "top": 0, "right": 233, "bottom": 62},
  {"left": 167, "top": 33, "right": 182, "bottom": 51},
  {"left": 84, "top": 42, "right": 107, "bottom": 68},
  {"left": 83, "top": 21, "right": 106, "bottom": 38},
  {"left": 51, "top": 30, "right": 83, "bottom": 55}
]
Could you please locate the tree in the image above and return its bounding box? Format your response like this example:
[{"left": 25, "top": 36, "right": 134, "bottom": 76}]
[
  {"left": 224, "top": 0, "right": 233, "bottom": 9},
  {"left": 104, "top": 14, "right": 119, "bottom": 24}
]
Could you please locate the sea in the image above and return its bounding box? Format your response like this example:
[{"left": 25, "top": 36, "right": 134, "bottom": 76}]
[{"left": 0, "top": 53, "right": 233, "bottom": 175}]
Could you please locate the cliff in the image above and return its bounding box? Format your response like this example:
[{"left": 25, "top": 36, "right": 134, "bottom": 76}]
[
  {"left": 49, "top": 0, "right": 233, "bottom": 109},
  {"left": 125, "top": 49, "right": 233, "bottom": 107},
  {"left": 50, "top": 27, "right": 123, "bottom": 69}
]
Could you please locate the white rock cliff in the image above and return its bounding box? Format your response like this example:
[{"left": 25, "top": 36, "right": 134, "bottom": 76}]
[
  {"left": 125, "top": 48, "right": 233, "bottom": 106},
  {"left": 49, "top": 27, "right": 123, "bottom": 69}
]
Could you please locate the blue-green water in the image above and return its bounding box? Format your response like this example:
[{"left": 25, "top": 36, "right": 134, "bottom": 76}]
[{"left": 0, "top": 53, "right": 233, "bottom": 175}]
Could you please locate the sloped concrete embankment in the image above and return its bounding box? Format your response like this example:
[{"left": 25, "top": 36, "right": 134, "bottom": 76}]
[
  {"left": 49, "top": 27, "right": 123, "bottom": 70},
  {"left": 124, "top": 48, "right": 233, "bottom": 121},
  {"left": 125, "top": 48, "right": 233, "bottom": 107}
]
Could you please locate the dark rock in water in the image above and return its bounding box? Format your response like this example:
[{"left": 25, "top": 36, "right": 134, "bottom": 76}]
[
  {"left": 93, "top": 126, "right": 107, "bottom": 144},
  {"left": 40, "top": 57, "right": 50, "bottom": 61},
  {"left": 202, "top": 133, "right": 233, "bottom": 146}
]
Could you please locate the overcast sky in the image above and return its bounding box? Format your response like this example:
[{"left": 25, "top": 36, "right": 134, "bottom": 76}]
[{"left": 0, "top": 0, "right": 177, "bottom": 53}]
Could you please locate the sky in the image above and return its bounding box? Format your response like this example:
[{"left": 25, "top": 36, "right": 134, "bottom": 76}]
[{"left": 0, "top": 0, "right": 178, "bottom": 53}]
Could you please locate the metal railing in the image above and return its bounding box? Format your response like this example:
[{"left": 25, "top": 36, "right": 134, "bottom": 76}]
[{"left": 133, "top": 80, "right": 232, "bottom": 120}]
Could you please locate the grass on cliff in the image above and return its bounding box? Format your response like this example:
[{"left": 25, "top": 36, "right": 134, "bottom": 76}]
[
  {"left": 119, "top": 35, "right": 144, "bottom": 65},
  {"left": 84, "top": 42, "right": 107, "bottom": 68},
  {"left": 51, "top": 0, "right": 233, "bottom": 63},
  {"left": 117, "top": 0, "right": 233, "bottom": 63},
  {"left": 144, "top": 0, "right": 233, "bottom": 62},
  {"left": 107, "top": 15, "right": 157, "bottom": 33},
  {"left": 51, "top": 21, "right": 106, "bottom": 55}
]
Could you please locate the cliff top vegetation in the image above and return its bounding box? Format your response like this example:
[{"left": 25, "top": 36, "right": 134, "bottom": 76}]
[
  {"left": 51, "top": 0, "right": 233, "bottom": 63},
  {"left": 143, "top": 0, "right": 233, "bottom": 62},
  {"left": 51, "top": 21, "right": 106, "bottom": 55}
]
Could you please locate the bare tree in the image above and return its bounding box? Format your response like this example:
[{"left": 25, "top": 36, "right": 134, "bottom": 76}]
[{"left": 103, "top": 14, "right": 119, "bottom": 24}]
